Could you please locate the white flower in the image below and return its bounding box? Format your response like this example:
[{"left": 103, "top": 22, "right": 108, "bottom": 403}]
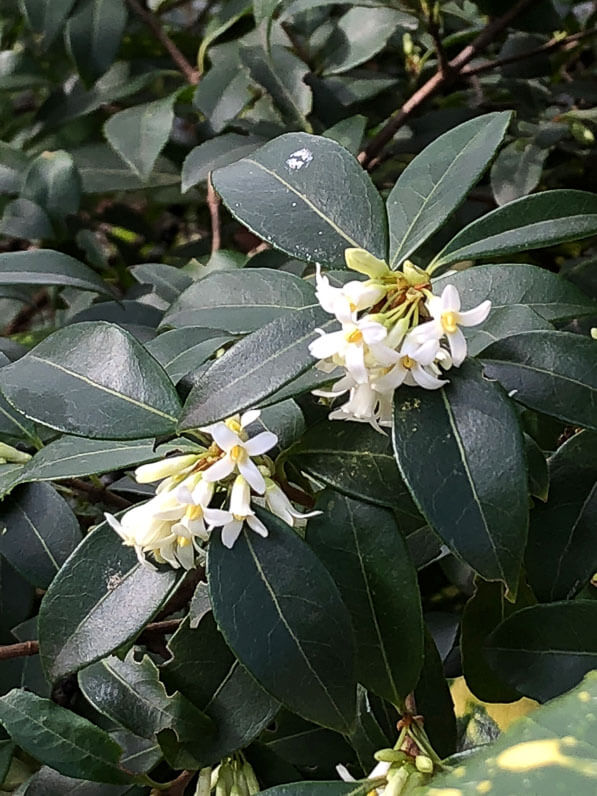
[
  {"left": 372, "top": 334, "right": 448, "bottom": 392},
  {"left": 315, "top": 264, "right": 385, "bottom": 323},
  {"left": 337, "top": 760, "right": 390, "bottom": 794},
  {"left": 176, "top": 477, "right": 231, "bottom": 542},
  {"left": 414, "top": 284, "right": 491, "bottom": 366},
  {"left": 220, "top": 475, "right": 269, "bottom": 549},
  {"left": 309, "top": 317, "right": 399, "bottom": 384},
  {"left": 134, "top": 454, "right": 199, "bottom": 484},
  {"left": 105, "top": 499, "right": 180, "bottom": 569},
  {"left": 201, "top": 411, "right": 277, "bottom": 494},
  {"left": 263, "top": 478, "right": 320, "bottom": 527}
]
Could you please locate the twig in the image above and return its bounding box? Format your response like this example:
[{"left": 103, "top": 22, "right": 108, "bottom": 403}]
[
  {"left": 125, "top": 0, "right": 199, "bottom": 84},
  {"left": 423, "top": 0, "right": 451, "bottom": 79},
  {"left": 359, "top": 0, "right": 539, "bottom": 167},
  {"left": 207, "top": 175, "right": 221, "bottom": 254},
  {"left": 65, "top": 478, "right": 132, "bottom": 510},
  {"left": 159, "top": 769, "right": 195, "bottom": 796},
  {"left": 4, "top": 289, "right": 49, "bottom": 335},
  {"left": 0, "top": 619, "right": 183, "bottom": 661},
  {"left": 461, "top": 26, "right": 597, "bottom": 77}
]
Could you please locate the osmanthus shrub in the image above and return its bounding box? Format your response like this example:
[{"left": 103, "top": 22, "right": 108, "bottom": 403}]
[{"left": 0, "top": 112, "right": 596, "bottom": 795}]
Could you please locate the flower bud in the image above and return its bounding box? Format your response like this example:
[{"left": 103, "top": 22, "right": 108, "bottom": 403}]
[
  {"left": 386, "top": 317, "right": 410, "bottom": 348},
  {"left": 374, "top": 748, "right": 408, "bottom": 763},
  {"left": 0, "top": 442, "right": 31, "bottom": 464},
  {"left": 591, "top": 327, "right": 597, "bottom": 340},
  {"left": 241, "top": 761, "right": 260, "bottom": 794},
  {"left": 135, "top": 454, "right": 198, "bottom": 484},
  {"left": 415, "top": 755, "right": 434, "bottom": 773},
  {"left": 402, "top": 260, "right": 430, "bottom": 287},
  {"left": 345, "top": 248, "right": 390, "bottom": 279}
]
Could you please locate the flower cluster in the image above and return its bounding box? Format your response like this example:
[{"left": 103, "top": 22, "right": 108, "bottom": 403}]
[
  {"left": 105, "top": 410, "right": 317, "bottom": 569},
  {"left": 309, "top": 248, "right": 491, "bottom": 432}
]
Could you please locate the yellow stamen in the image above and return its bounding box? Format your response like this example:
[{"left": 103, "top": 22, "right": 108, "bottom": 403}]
[
  {"left": 346, "top": 329, "right": 363, "bottom": 343},
  {"left": 177, "top": 536, "right": 191, "bottom": 547},
  {"left": 230, "top": 444, "right": 244, "bottom": 462},
  {"left": 186, "top": 505, "right": 203, "bottom": 520},
  {"left": 441, "top": 310, "right": 459, "bottom": 333},
  {"left": 401, "top": 355, "right": 416, "bottom": 369},
  {"left": 233, "top": 513, "right": 245, "bottom": 521},
  {"left": 226, "top": 418, "right": 242, "bottom": 433},
  {"left": 348, "top": 301, "right": 357, "bottom": 312}
]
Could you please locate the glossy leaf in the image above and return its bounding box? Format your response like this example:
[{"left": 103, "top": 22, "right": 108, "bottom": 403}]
[
  {"left": 0, "top": 250, "right": 112, "bottom": 295},
  {"left": 212, "top": 132, "right": 387, "bottom": 265},
  {"left": 259, "top": 785, "right": 367, "bottom": 795},
  {"left": 433, "top": 189, "right": 597, "bottom": 268},
  {"left": 21, "top": 150, "right": 81, "bottom": 221},
  {"left": 39, "top": 520, "right": 180, "bottom": 683},
  {"left": 527, "top": 430, "right": 597, "bottom": 601},
  {"left": 104, "top": 94, "right": 177, "bottom": 181},
  {"left": 486, "top": 602, "right": 597, "bottom": 702},
  {"left": 490, "top": 140, "right": 549, "bottom": 206},
  {"left": 482, "top": 331, "right": 597, "bottom": 430},
  {"left": 19, "top": 0, "right": 77, "bottom": 45},
  {"left": 387, "top": 112, "right": 511, "bottom": 267},
  {"left": 307, "top": 491, "right": 423, "bottom": 706},
  {"left": 146, "top": 328, "right": 233, "bottom": 383},
  {"left": 0, "top": 689, "right": 135, "bottom": 784},
  {"left": 179, "top": 305, "right": 331, "bottom": 428},
  {"left": 182, "top": 134, "right": 263, "bottom": 191},
  {"left": 392, "top": 361, "right": 528, "bottom": 594},
  {"left": 130, "top": 263, "right": 193, "bottom": 304},
  {"left": 1, "top": 322, "right": 181, "bottom": 439},
  {"left": 414, "top": 630, "right": 457, "bottom": 759},
  {"left": 162, "top": 268, "right": 315, "bottom": 333},
  {"left": 322, "top": 8, "right": 408, "bottom": 75},
  {"left": 65, "top": 0, "right": 127, "bottom": 85},
  {"left": 0, "top": 482, "right": 81, "bottom": 589},
  {"left": 207, "top": 510, "right": 357, "bottom": 732}
]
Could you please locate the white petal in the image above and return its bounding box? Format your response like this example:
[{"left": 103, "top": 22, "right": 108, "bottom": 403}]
[
  {"left": 373, "top": 364, "right": 407, "bottom": 392},
  {"left": 221, "top": 520, "right": 243, "bottom": 548},
  {"left": 238, "top": 457, "right": 266, "bottom": 493},
  {"left": 192, "top": 478, "right": 214, "bottom": 507},
  {"left": 368, "top": 342, "right": 400, "bottom": 367},
  {"left": 246, "top": 514, "right": 268, "bottom": 537},
  {"left": 204, "top": 508, "right": 232, "bottom": 527},
  {"left": 175, "top": 485, "right": 194, "bottom": 504},
  {"left": 415, "top": 338, "right": 441, "bottom": 366},
  {"left": 344, "top": 343, "right": 368, "bottom": 384},
  {"left": 457, "top": 300, "right": 491, "bottom": 327},
  {"left": 447, "top": 327, "right": 467, "bottom": 367},
  {"left": 336, "top": 764, "right": 355, "bottom": 783},
  {"left": 411, "top": 318, "right": 442, "bottom": 345},
  {"left": 229, "top": 475, "right": 252, "bottom": 515},
  {"left": 134, "top": 454, "right": 197, "bottom": 484},
  {"left": 202, "top": 456, "right": 235, "bottom": 483},
  {"left": 210, "top": 423, "right": 240, "bottom": 452},
  {"left": 360, "top": 321, "right": 387, "bottom": 344},
  {"left": 240, "top": 409, "right": 260, "bottom": 427},
  {"left": 411, "top": 364, "right": 448, "bottom": 390},
  {"left": 308, "top": 330, "right": 345, "bottom": 360},
  {"left": 244, "top": 431, "right": 277, "bottom": 456},
  {"left": 441, "top": 283, "right": 461, "bottom": 312},
  {"left": 177, "top": 542, "right": 196, "bottom": 570}
]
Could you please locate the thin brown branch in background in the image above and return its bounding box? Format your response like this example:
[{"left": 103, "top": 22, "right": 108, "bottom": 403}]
[
  {"left": 125, "top": 0, "right": 199, "bottom": 84},
  {"left": 65, "top": 478, "right": 133, "bottom": 510},
  {"left": 423, "top": 0, "right": 451, "bottom": 79},
  {"left": 207, "top": 175, "right": 222, "bottom": 254},
  {"left": 4, "top": 289, "right": 49, "bottom": 335},
  {"left": 359, "top": 0, "right": 539, "bottom": 167}
]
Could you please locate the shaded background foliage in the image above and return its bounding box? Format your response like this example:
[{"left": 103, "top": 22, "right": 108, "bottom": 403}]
[{"left": 0, "top": 0, "right": 596, "bottom": 794}]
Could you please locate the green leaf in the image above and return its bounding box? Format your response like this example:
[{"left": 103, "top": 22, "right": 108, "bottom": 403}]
[
  {"left": 65, "top": 0, "right": 128, "bottom": 85},
  {"left": 0, "top": 250, "right": 112, "bottom": 295},
  {"left": 181, "top": 134, "right": 264, "bottom": 192},
  {"left": 72, "top": 143, "right": 179, "bottom": 192},
  {"left": 79, "top": 651, "right": 214, "bottom": 743},
  {"left": 387, "top": 113, "right": 511, "bottom": 267},
  {"left": 104, "top": 94, "right": 177, "bottom": 181},
  {"left": 192, "top": 48, "right": 253, "bottom": 134},
  {"left": 527, "top": 430, "right": 597, "bottom": 601},
  {"left": 323, "top": 115, "right": 367, "bottom": 156},
  {"left": 490, "top": 140, "right": 549, "bottom": 206},
  {"left": 38, "top": 520, "right": 180, "bottom": 683},
  {"left": 524, "top": 432, "right": 549, "bottom": 502},
  {"left": 207, "top": 510, "right": 357, "bottom": 732},
  {"left": 20, "top": 436, "right": 159, "bottom": 483},
  {"left": 482, "top": 331, "right": 597, "bottom": 431},
  {"left": 307, "top": 491, "right": 423, "bottom": 706},
  {"left": 392, "top": 361, "right": 528, "bottom": 594},
  {"left": 0, "top": 483, "right": 81, "bottom": 589},
  {"left": 414, "top": 630, "right": 457, "bottom": 759},
  {"left": 322, "top": 7, "right": 416, "bottom": 75},
  {"left": 0, "top": 198, "right": 54, "bottom": 240},
  {"left": 197, "top": 0, "right": 251, "bottom": 73},
  {"left": 212, "top": 132, "right": 387, "bottom": 266},
  {"left": 162, "top": 615, "right": 279, "bottom": 763},
  {"left": 0, "top": 689, "right": 135, "bottom": 784},
  {"left": 146, "top": 328, "right": 233, "bottom": 383},
  {"left": 131, "top": 263, "right": 193, "bottom": 304},
  {"left": 21, "top": 151, "right": 81, "bottom": 221},
  {"left": 19, "top": 0, "right": 77, "bottom": 45},
  {"left": 163, "top": 268, "right": 315, "bottom": 333},
  {"left": 1, "top": 322, "right": 181, "bottom": 439},
  {"left": 179, "top": 305, "right": 331, "bottom": 429},
  {"left": 486, "top": 602, "right": 597, "bottom": 702},
  {"left": 433, "top": 190, "right": 597, "bottom": 269},
  {"left": 423, "top": 670, "right": 597, "bottom": 794},
  {"left": 259, "top": 784, "right": 367, "bottom": 795}
]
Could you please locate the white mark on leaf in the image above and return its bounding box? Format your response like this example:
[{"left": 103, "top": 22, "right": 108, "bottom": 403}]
[{"left": 286, "top": 148, "right": 313, "bottom": 171}]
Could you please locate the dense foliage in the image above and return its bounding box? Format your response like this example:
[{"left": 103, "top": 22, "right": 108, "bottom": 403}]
[{"left": 0, "top": 1, "right": 596, "bottom": 794}]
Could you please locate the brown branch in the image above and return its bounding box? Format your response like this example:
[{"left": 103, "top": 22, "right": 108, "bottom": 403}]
[
  {"left": 461, "top": 26, "right": 597, "bottom": 77},
  {"left": 359, "top": 0, "right": 539, "bottom": 167},
  {"left": 0, "top": 619, "right": 183, "bottom": 662},
  {"left": 4, "top": 289, "right": 49, "bottom": 335},
  {"left": 207, "top": 175, "right": 221, "bottom": 254},
  {"left": 423, "top": 0, "right": 451, "bottom": 79},
  {"left": 65, "top": 478, "right": 132, "bottom": 510},
  {"left": 125, "top": 0, "right": 199, "bottom": 84}
]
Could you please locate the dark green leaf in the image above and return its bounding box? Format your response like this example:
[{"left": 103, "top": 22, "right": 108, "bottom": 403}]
[
  {"left": 1, "top": 322, "right": 181, "bottom": 439},
  {"left": 39, "top": 520, "right": 180, "bottom": 683},
  {"left": 323, "top": 116, "right": 367, "bottom": 156},
  {"left": 490, "top": 140, "right": 549, "bottom": 206},
  {"left": 0, "top": 689, "right": 135, "bottom": 784},
  {"left": 212, "top": 132, "right": 386, "bottom": 266},
  {"left": 414, "top": 630, "right": 456, "bottom": 759},
  {"left": 65, "top": 0, "right": 128, "bottom": 85},
  {"left": 21, "top": 151, "right": 81, "bottom": 221},
  {"left": 482, "top": 331, "right": 597, "bottom": 430},
  {"left": 163, "top": 268, "right": 315, "bottom": 333},
  {"left": 104, "top": 94, "right": 177, "bottom": 181},
  {"left": 182, "top": 134, "right": 263, "bottom": 192},
  {"left": 19, "top": 0, "right": 77, "bottom": 45},
  {"left": 524, "top": 432, "right": 549, "bottom": 502},
  {"left": 146, "top": 328, "right": 232, "bottom": 383},
  {"left": 0, "top": 250, "right": 112, "bottom": 295},
  {"left": 387, "top": 113, "right": 511, "bottom": 267},
  {"left": 258, "top": 784, "right": 365, "bottom": 795},
  {"left": 0, "top": 483, "right": 81, "bottom": 589},
  {"left": 486, "top": 602, "right": 597, "bottom": 702},
  {"left": 207, "top": 510, "right": 357, "bottom": 732},
  {"left": 433, "top": 190, "right": 597, "bottom": 269},
  {"left": 179, "top": 305, "right": 331, "bottom": 429},
  {"left": 130, "top": 263, "right": 192, "bottom": 304},
  {"left": 527, "top": 430, "right": 597, "bottom": 601},
  {"left": 0, "top": 198, "right": 54, "bottom": 240},
  {"left": 307, "top": 491, "right": 423, "bottom": 706},
  {"left": 392, "top": 361, "right": 528, "bottom": 594},
  {"left": 322, "top": 8, "right": 409, "bottom": 75},
  {"left": 72, "top": 143, "right": 179, "bottom": 193}
]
